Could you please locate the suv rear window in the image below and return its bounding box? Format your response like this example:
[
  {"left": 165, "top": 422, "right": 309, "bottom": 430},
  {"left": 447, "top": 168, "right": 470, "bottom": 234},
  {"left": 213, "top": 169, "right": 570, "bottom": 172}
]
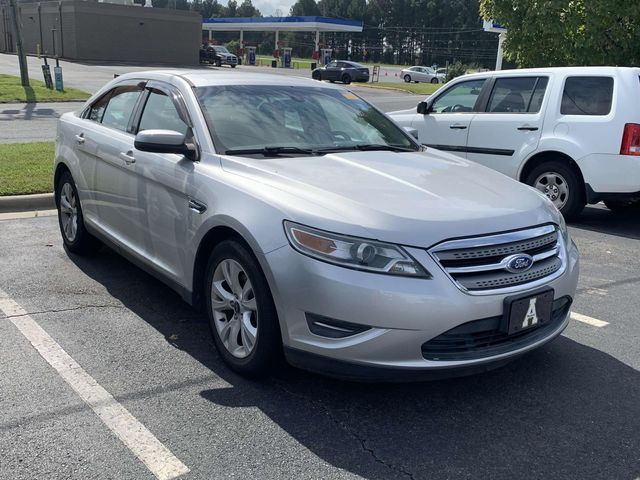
[
  {"left": 561, "top": 77, "right": 613, "bottom": 115},
  {"left": 487, "top": 77, "right": 548, "bottom": 113}
]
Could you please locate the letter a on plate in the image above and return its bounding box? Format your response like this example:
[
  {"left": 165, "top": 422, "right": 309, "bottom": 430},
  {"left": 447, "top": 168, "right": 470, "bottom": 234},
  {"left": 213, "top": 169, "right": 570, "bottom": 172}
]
[{"left": 522, "top": 298, "right": 539, "bottom": 328}]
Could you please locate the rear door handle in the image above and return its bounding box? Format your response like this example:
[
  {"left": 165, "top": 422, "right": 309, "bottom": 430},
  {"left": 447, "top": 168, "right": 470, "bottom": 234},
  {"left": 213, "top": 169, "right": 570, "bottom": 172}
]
[
  {"left": 449, "top": 124, "right": 467, "bottom": 130},
  {"left": 517, "top": 126, "right": 539, "bottom": 131},
  {"left": 188, "top": 198, "right": 207, "bottom": 214},
  {"left": 119, "top": 151, "right": 136, "bottom": 165},
  {"left": 75, "top": 133, "right": 85, "bottom": 144}
]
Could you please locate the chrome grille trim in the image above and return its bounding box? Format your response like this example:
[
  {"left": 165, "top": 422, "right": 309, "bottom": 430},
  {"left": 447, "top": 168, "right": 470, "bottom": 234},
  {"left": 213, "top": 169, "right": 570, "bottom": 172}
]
[{"left": 429, "top": 224, "right": 566, "bottom": 296}]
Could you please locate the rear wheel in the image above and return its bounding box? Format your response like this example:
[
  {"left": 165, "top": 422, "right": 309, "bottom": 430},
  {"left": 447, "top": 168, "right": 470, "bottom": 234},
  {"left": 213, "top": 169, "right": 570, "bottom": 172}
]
[
  {"left": 341, "top": 74, "right": 351, "bottom": 85},
  {"left": 403, "top": 74, "right": 411, "bottom": 83},
  {"left": 216, "top": 59, "right": 222, "bottom": 67},
  {"left": 205, "top": 240, "right": 283, "bottom": 377},
  {"left": 312, "top": 71, "right": 321, "bottom": 81},
  {"left": 525, "top": 161, "right": 585, "bottom": 219},
  {"left": 605, "top": 198, "right": 640, "bottom": 212},
  {"left": 55, "top": 171, "right": 101, "bottom": 254},
  {"left": 430, "top": 77, "right": 439, "bottom": 84}
]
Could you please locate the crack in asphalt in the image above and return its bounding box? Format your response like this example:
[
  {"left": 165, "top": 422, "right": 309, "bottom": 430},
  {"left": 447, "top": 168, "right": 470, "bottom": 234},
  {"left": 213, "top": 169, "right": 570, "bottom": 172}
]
[
  {"left": 273, "top": 380, "right": 417, "bottom": 480},
  {"left": 0, "top": 304, "right": 126, "bottom": 320}
]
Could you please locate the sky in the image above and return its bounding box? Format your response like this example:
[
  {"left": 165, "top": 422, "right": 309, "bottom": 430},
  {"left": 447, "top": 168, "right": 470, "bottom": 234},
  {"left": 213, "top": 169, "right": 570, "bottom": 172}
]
[{"left": 249, "top": 0, "right": 296, "bottom": 16}]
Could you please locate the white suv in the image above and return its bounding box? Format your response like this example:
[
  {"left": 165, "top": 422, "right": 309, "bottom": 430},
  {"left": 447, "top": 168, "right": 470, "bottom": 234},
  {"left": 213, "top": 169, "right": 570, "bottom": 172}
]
[{"left": 389, "top": 67, "right": 640, "bottom": 218}]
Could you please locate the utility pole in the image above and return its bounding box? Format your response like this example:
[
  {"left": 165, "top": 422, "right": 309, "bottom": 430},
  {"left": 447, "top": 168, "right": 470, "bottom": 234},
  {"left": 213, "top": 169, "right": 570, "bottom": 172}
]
[{"left": 8, "top": 0, "right": 29, "bottom": 86}]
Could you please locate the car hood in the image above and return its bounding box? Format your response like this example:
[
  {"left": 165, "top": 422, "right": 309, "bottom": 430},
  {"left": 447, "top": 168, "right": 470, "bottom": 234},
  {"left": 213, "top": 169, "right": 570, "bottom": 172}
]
[{"left": 220, "top": 149, "right": 558, "bottom": 247}]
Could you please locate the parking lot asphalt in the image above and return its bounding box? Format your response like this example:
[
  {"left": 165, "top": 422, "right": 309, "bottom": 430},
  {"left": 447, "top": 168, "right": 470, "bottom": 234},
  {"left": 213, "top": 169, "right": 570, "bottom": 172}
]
[{"left": 1, "top": 204, "right": 639, "bottom": 480}]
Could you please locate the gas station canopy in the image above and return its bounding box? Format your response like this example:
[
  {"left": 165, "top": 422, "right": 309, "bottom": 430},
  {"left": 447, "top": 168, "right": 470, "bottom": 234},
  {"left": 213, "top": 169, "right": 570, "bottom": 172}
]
[{"left": 202, "top": 16, "right": 363, "bottom": 33}]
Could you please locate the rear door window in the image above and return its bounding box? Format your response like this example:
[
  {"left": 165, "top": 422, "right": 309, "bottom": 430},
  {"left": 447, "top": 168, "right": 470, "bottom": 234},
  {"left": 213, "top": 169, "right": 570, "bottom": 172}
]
[
  {"left": 100, "top": 86, "right": 142, "bottom": 132},
  {"left": 487, "top": 77, "right": 548, "bottom": 113},
  {"left": 561, "top": 77, "right": 613, "bottom": 115}
]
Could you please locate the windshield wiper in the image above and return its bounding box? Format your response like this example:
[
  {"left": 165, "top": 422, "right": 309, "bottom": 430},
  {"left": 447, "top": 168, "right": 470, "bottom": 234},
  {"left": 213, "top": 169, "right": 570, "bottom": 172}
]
[
  {"left": 315, "top": 144, "right": 417, "bottom": 154},
  {"left": 225, "top": 146, "right": 318, "bottom": 156}
]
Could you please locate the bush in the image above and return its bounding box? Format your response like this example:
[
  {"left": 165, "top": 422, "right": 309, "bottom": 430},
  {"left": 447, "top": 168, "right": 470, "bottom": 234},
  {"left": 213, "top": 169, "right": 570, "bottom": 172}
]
[{"left": 445, "top": 61, "right": 468, "bottom": 82}]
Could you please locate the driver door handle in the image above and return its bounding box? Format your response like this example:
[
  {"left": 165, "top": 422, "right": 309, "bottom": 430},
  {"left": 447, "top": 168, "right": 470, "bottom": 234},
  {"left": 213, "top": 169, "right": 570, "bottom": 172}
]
[
  {"left": 119, "top": 151, "right": 136, "bottom": 165},
  {"left": 449, "top": 124, "right": 467, "bottom": 130},
  {"left": 75, "top": 133, "right": 85, "bottom": 144}
]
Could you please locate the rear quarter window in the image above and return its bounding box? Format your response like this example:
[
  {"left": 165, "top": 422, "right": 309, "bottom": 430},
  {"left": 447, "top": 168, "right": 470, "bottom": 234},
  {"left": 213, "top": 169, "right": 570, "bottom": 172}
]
[{"left": 561, "top": 76, "right": 613, "bottom": 115}]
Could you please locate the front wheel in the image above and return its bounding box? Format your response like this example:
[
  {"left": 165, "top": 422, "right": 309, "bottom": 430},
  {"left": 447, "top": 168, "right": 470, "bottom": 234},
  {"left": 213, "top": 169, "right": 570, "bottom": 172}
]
[
  {"left": 525, "top": 161, "right": 585, "bottom": 219},
  {"left": 312, "top": 71, "right": 321, "bottom": 81},
  {"left": 403, "top": 74, "right": 411, "bottom": 83},
  {"left": 231, "top": 64, "right": 236, "bottom": 68},
  {"left": 205, "top": 240, "right": 283, "bottom": 377},
  {"left": 56, "top": 171, "right": 101, "bottom": 254}
]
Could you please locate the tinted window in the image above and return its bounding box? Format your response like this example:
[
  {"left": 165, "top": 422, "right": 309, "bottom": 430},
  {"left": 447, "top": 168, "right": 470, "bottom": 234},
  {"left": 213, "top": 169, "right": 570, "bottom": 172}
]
[
  {"left": 431, "top": 79, "right": 485, "bottom": 113},
  {"left": 561, "top": 77, "right": 613, "bottom": 115},
  {"left": 87, "top": 93, "right": 110, "bottom": 122},
  {"left": 101, "top": 86, "right": 142, "bottom": 132},
  {"left": 138, "top": 89, "right": 188, "bottom": 136},
  {"left": 487, "top": 77, "right": 548, "bottom": 113}
]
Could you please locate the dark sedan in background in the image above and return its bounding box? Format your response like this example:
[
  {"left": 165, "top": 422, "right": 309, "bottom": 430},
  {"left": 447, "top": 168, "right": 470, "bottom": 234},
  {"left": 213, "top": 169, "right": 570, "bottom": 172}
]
[{"left": 312, "top": 60, "right": 370, "bottom": 84}]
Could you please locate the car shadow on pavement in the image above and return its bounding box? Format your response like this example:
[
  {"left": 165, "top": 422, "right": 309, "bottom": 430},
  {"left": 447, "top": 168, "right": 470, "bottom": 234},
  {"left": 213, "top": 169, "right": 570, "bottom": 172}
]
[
  {"left": 571, "top": 205, "right": 640, "bottom": 240},
  {"left": 69, "top": 247, "right": 640, "bottom": 480}
]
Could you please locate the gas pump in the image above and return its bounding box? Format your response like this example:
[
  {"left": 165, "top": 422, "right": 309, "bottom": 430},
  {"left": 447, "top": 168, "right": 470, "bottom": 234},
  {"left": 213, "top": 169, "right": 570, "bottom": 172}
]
[
  {"left": 246, "top": 46, "right": 256, "bottom": 65},
  {"left": 282, "top": 47, "right": 292, "bottom": 68},
  {"left": 321, "top": 48, "right": 332, "bottom": 66}
]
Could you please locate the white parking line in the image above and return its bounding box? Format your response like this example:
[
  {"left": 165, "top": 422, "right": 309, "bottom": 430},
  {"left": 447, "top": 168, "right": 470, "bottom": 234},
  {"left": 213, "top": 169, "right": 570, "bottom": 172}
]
[
  {"left": 571, "top": 312, "right": 609, "bottom": 328},
  {"left": 0, "top": 290, "right": 190, "bottom": 480}
]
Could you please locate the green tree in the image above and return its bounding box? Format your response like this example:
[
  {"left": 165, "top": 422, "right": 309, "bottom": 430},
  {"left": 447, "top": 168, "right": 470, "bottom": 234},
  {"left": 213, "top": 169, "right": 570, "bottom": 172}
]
[
  {"left": 480, "top": 0, "right": 640, "bottom": 67},
  {"left": 289, "top": 0, "right": 321, "bottom": 16}
]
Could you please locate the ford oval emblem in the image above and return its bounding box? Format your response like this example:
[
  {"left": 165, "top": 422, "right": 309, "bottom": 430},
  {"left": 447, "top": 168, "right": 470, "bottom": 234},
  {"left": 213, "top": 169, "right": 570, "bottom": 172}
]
[{"left": 505, "top": 254, "right": 534, "bottom": 273}]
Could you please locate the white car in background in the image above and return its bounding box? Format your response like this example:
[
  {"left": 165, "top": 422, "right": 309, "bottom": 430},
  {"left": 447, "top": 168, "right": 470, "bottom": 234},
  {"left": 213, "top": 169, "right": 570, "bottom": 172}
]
[
  {"left": 389, "top": 66, "right": 640, "bottom": 218},
  {"left": 401, "top": 66, "right": 443, "bottom": 84}
]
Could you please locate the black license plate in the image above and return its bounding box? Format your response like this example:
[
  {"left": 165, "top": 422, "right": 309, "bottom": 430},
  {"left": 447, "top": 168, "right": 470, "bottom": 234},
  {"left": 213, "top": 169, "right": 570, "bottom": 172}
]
[{"left": 506, "top": 290, "right": 554, "bottom": 335}]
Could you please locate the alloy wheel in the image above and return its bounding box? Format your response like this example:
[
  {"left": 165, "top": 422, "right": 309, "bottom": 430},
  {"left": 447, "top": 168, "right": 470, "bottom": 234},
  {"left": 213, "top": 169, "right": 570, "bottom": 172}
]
[
  {"left": 59, "top": 182, "right": 78, "bottom": 242},
  {"left": 210, "top": 259, "right": 258, "bottom": 359},
  {"left": 534, "top": 171, "right": 570, "bottom": 210}
]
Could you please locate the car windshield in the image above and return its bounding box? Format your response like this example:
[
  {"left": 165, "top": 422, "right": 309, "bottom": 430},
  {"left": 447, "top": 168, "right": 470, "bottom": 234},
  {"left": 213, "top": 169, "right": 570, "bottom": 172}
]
[
  {"left": 216, "top": 46, "right": 229, "bottom": 53},
  {"left": 195, "top": 85, "right": 418, "bottom": 155}
]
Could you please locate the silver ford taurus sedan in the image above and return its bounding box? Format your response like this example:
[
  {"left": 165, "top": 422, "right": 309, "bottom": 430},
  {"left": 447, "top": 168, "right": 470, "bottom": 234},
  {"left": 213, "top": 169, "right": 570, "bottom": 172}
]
[{"left": 54, "top": 70, "right": 579, "bottom": 380}]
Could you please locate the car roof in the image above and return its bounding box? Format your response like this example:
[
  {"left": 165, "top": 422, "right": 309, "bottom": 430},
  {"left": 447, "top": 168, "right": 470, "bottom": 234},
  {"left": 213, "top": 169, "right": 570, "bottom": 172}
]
[
  {"left": 460, "top": 66, "right": 640, "bottom": 80},
  {"left": 112, "top": 69, "right": 345, "bottom": 89}
]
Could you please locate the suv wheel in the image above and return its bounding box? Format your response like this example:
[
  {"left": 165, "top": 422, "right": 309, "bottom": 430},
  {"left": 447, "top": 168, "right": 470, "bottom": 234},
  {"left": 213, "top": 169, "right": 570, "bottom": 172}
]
[
  {"left": 404, "top": 74, "right": 411, "bottom": 83},
  {"left": 525, "top": 161, "right": 585, "bottom": 219},
  {"left": 605, "top": 198, "right": 640, "bottom": 212},
  {"left": 56, "top": 171, "right": 101, "bottom": 254},
  {"left": 341, "top": 74, "right": 351, "bottom": 85},
  {"left": 205, "top": 240, "right": 282, "bottom": 376}
]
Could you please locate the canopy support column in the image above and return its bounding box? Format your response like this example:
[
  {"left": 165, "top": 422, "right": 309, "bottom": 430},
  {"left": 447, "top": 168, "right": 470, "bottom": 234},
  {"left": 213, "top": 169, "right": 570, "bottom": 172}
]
[{"left": 315, "top": 30, "right": 319, "bottom": 53}]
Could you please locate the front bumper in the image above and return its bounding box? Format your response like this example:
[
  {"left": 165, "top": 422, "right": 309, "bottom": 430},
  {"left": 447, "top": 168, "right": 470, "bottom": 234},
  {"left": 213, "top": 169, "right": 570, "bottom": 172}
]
[{"left": 264, "top": 238, "right": 579, "bottom": 380}]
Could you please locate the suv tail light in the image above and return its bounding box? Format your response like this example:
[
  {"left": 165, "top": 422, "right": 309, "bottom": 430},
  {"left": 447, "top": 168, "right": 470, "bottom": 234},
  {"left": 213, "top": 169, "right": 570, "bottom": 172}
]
[{"left": 620, "top": 123, "right": 640, "bottom": 155}]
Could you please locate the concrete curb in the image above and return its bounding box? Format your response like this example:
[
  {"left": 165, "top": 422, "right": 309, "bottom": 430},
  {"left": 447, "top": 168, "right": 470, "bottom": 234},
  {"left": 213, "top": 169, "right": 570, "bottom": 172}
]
[{"left": 0, "top": 193, "right": 55, "bottom": 213}]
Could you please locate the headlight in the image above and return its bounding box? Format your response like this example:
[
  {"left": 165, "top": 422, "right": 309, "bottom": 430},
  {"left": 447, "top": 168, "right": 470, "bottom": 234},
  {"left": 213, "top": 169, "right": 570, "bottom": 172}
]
[
  {"left": 557, "top": 213, "right": 571, "bottom": 246},
  {"left": 284, "top": 221, "right": 430, "bottom": 278}
]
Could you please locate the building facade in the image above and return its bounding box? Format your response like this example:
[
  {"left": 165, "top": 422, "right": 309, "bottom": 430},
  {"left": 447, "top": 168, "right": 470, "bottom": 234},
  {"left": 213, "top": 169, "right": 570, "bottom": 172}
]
[{"left": 0, "top": 0, "right": 201, "bottom": 65}]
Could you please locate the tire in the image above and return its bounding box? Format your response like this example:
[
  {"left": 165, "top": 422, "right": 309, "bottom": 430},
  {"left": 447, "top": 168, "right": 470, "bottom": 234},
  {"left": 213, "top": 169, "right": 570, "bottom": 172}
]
[
  {"left": 604, "top": 198, "right": 640, "bottom": 212},
  {"left": 312, "top": 71, "right": 321, "bottom": 81},
  {"left": 341, "top": 74, "right": 351, "bottom": 85},
  {"left": 55, "top": 170, "right": 101, "bottom": 254},
  {"left": 404, "top": 74, "right": 411, "bottom": 83},
  {"left": 525, "top": 160, "right": 585, "bottom": 219},
  {"left": 205, "top": 240, "right": 283, "bottom": 377},
  {"left": 216, "top": 60, "right": 222, "bottom": 67},
  {"left": 231, "top": 64, "right": 236, "bottom": 68},
  {"left": 430, "top": 77, "right": 439, "bottom": 84}
]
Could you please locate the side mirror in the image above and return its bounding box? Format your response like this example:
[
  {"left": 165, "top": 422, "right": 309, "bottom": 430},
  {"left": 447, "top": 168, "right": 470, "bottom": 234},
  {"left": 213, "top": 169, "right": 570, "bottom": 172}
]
[
  {"left": 417, "top": 101, "right": 430, "bottom": 115},
  {"left": 403, "top": 126, "right": 419, "bottom": 140},
  {"left": 134, "top": 129, "right": 197, "bottom": 160}
]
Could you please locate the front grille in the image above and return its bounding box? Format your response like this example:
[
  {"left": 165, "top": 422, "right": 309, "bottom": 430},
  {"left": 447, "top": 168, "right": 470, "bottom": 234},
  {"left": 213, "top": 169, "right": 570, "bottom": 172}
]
[
  {"left": 421, "top": 296, "right": 572, "bottom": 361},
  {"left": 430, "top": 225, "right": 565, "bottom": 294}
]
